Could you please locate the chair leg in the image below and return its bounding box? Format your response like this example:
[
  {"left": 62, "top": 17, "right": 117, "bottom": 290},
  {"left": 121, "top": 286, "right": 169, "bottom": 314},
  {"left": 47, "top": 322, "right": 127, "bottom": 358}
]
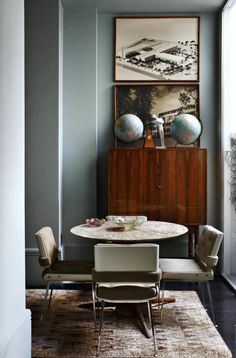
[
  {"left": 48, "top": 285, "right": 53, "bottom": 311},
  {"left": 160, "top": 280, "right": 166, "bottom": 322},
  {"left": 96, "top": 300, "right": 105, "bottom": 358},
  {"left": 148, "top": 301, "right": 158, "bottom": 358},
  {"left": 206, "top": 281, "right": 217, "bottom": 326},
  {"left": 92, "top": 282, "right": 97, "bottom": 328},
  {"left": 40, "top": 282, "right": 50, "bottom": 321},
  {"left": 198, "top": 282, "right": 206, "bottom": 308}
]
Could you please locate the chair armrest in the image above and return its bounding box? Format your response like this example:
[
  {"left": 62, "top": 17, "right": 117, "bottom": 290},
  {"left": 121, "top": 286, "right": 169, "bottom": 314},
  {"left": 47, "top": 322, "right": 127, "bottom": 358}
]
[
  {"left": 206, "top": 255, "right": 218, "bottom": 267},
  {"left": 39, "top": 256, "right": 50, "bottom": 267},
  {"left": 92, "top": 269, "right": 161, "bottom": 283}
]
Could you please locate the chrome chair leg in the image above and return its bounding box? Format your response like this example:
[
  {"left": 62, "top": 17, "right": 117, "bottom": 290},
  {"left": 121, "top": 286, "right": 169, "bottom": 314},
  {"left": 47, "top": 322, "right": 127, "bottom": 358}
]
[
  {"left": 206, "top": 281, "right": 216, "bottom": 326},
  {"left": 92, "top": 282, "right": 97, "bottom": 328},
  {"left": 96, "top": 300, "right": 105, "bottom": 358},
  {"left": 40, "top": 282, "right": 50, "bottom": 321},
  {"left": 148, "top": 301, "right": 158, "bottom": 357},
  {"left": 160, "top": 280, "right": 165, "bottom": 322},
  {"left": 198, "top": 282, "right": 206, "bottom": 308},
  {"left": 48, "top": 285, "right": 53, "bottom": 310}
]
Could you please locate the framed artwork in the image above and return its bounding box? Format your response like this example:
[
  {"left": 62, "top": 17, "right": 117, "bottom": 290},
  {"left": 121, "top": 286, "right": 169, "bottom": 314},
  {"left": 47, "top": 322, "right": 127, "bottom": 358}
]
[
  {"left": 114, "top": 84, "right": 200, "bottom": 148},
  {"left": 115, "top": 17, "right": 199, "bottom": 82}
]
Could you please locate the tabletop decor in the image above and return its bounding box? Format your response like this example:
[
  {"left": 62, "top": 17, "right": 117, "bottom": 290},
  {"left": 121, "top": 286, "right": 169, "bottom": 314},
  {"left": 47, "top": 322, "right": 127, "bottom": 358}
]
[
  {"left": 109, "top": 215, "right": 145, "bottom": 231},
  {"left": 85, "top": 218, "right": 105, "bottom": 227},
  {"left": 114, "top": 84, "right": 199, "bottom": 148},
  {"left": 170, "top": 113, "right": 202, "bottom": 146},
  {"left": 114, "top": 113, "right": 144, "bottom": 143},
  {"left": 115, "top": 16, "right": 199, "bottom": 82}
]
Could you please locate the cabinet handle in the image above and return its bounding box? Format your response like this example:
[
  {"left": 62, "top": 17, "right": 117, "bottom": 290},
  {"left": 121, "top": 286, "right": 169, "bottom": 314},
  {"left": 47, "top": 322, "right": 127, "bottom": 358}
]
[{"left": 157, "top": 185, "right": 161, "bottom": 190}]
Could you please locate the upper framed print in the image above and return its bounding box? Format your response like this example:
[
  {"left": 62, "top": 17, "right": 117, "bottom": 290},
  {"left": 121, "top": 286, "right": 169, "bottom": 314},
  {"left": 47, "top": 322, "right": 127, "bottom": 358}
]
[{"left": 115, "top": 16, "right": 199, "bottom": 82}]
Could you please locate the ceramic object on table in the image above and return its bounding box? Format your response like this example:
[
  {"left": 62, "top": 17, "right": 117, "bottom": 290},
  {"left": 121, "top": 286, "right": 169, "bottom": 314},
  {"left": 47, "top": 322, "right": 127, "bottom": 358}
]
[
  {"left": 107, "top": 215, "right": 145, "bottom": 231},
  {"left": 85, "top": 218, "right": 105, "bottom": 227}
]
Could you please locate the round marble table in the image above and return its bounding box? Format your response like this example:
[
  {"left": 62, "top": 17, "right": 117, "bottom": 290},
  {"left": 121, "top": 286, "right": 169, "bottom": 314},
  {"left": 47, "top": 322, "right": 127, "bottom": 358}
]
[{"left": 70, "top": 220, "right": 188, "bottom": 243}]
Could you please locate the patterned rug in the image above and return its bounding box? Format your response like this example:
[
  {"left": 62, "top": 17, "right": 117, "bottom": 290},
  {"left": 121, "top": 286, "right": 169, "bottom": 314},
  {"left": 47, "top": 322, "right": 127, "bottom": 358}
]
[{"left": 26, "top": 289, "right": 232, "bottom": 358}]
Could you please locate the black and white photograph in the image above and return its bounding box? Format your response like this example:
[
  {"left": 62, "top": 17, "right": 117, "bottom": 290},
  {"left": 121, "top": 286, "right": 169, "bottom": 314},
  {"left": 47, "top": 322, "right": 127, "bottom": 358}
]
[
  {"left": 115, "top": 17, "right": 199, "bottom": 82},
  {"left": 114, "top": 84, "right": 199, "bottom": 147}
]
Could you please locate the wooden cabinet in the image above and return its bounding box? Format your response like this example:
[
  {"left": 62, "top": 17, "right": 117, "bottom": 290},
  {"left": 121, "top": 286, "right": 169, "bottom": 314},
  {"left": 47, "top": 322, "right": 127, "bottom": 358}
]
[{"left": 108, "top": 148, "right": 207, "bottom": 255}]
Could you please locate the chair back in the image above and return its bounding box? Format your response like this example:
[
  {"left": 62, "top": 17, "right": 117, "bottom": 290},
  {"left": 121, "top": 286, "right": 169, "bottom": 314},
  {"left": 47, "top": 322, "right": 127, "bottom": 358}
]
[
  {"left": 196, "top": 225, "right": 223, "bottom": 268},
  {"left": 94, "top": 243, "right": 159, "bottom": 272},
  {"left": 35, "top": 227, "right": 58, "bottom": 267}
]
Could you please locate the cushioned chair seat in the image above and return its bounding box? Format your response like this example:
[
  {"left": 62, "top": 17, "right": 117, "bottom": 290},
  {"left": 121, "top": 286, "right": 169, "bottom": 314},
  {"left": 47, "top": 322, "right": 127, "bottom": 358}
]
[
  {"left": 160, "top": 258, "right": 214, "bottom": 281},
  {"left": 43, "top": 260, "right": 94, "bottom": 281},
  {"left": 96, "top": 285, "right": 158, "bottom": 301}
]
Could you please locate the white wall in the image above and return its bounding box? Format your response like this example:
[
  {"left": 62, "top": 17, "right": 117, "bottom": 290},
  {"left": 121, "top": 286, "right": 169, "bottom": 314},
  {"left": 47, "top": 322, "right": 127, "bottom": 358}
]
[{"left": 0, "top": 0, "right": 31, "bottom": 356}]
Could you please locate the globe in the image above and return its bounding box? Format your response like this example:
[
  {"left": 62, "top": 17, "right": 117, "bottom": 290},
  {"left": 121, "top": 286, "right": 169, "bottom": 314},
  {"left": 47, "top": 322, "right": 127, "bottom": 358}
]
[
  {"left": 115, "top": 114, "right": 144, "bottom": 143},
  {"left": 170, "top": 114, "right": 202, "bottom": 145}
]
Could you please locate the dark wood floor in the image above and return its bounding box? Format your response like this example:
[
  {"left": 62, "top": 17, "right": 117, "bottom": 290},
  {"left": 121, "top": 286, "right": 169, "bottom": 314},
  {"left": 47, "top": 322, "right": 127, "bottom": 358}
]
[{"left": 165, "top": 275, "right": 236, "bottom": 357}]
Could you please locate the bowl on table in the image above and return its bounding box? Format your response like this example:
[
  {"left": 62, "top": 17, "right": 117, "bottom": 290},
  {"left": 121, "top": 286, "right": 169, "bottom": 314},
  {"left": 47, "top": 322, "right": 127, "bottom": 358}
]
[
  {"left": 85, "top": 218, "right": 105, "bottom": 227},
  {"left": 106, "top": 215, "right": 146, "bottom": 231}
]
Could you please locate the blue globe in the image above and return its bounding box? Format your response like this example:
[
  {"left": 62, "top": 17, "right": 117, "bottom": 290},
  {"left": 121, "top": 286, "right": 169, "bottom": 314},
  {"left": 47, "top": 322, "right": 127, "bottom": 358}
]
[
  {"left": 115, "top": 114, "right": 144, "bottom": 143},
  {"left": 170, "top": 114, "right": 202, "bottom": 145}
]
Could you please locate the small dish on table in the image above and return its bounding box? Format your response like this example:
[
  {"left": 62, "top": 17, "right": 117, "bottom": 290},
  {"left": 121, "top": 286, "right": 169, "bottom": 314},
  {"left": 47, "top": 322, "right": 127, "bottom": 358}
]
[{"left": 85, "top": 218, "right": 105, "bottom": 227}]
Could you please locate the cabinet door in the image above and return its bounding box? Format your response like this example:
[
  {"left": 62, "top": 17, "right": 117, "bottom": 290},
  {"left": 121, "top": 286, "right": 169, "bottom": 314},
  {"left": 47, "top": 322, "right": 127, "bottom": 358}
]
[
  {"left": 140, "top": 150, "right": 174, "bottom": 220},
  {"left": 142, "top": 150, "right": 158, "bottom": 219},
  {"left": 158, "top": 149, "right": 207, "bottom": 224},
  {"left": 108, "top": 148, "right": 207, "bottom": 225},
  {"left": 108, "top": 149, "right": 143, "bottom": 215},
  {"left": 157, "top": 150, "right": 177, "bottom": 222},
  {"left": 185, "top": 149, "right": 207, "bottom": 224}
]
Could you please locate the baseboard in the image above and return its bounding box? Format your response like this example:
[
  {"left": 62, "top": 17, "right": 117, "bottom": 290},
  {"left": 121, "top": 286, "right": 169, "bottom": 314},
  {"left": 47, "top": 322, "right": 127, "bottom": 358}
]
[
  {"left": 221, "top": 273, "right": 236, "bottom": 294},
  {"left": 0, "top": 309, "right": 31, "bottom": 358}
]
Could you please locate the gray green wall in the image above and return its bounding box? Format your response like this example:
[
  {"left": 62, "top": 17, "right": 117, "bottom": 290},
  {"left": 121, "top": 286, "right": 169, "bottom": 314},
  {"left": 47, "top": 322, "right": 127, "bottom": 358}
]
[
  {"left": 25, "top": 0, "right": 62, "bottom": 284},
  {"left": 62, "top": 8, "right": 98, "bottom": 260},
  {"left": 25, "top": 1, "right": 220, "bottom": 285}
]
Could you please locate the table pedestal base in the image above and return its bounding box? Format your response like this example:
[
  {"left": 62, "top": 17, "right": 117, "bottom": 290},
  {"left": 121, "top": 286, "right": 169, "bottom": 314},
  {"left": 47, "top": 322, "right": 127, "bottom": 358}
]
[{"left": 79, "top": 296, "right": 176, "bottom": 338}]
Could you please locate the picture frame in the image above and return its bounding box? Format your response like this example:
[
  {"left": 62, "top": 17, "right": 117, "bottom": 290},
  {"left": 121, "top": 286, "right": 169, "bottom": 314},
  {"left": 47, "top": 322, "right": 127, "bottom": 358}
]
[
  {"left": 114, "top": 84, "right": 200, "bottom": 148},
  {"left": 115, "top": 16, "right": 199, "bottom": 82}
]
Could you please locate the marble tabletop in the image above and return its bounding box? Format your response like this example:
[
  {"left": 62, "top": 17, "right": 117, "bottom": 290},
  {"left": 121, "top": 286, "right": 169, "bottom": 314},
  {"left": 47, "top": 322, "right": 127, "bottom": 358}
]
[{"left": 70, "top": 220, "right": 188, "bottom": 242}]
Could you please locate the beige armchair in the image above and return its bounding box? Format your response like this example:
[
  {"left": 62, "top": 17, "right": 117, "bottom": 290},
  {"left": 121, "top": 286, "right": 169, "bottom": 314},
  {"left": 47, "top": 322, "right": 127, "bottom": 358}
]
[
  {"left": 92, "top": 243, "right": 161, "bottom": 357},
  {"left": 35, "top": 226, "right": 94, "bottom": 321},
  {"left": 159, "top": 225, "right": 223, "bottom": 325}
]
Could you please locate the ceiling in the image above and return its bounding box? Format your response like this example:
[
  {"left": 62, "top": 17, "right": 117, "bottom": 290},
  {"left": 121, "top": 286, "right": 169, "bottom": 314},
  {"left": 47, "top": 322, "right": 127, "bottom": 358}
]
[{"left": 62, "top": 0, "right": 228, "bottom": 13}]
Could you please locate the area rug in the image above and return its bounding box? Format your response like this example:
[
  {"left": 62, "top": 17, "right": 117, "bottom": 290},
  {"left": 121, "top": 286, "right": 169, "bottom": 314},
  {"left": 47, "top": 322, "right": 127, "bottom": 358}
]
[{"left": 26, "top": 289, "right": 232, "bottom": 358}]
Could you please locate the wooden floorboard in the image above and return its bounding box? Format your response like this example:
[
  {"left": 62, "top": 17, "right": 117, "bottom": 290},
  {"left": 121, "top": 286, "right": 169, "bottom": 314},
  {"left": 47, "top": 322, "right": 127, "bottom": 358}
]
[{"left": 165, "top": 276, "right": 236, "bottom": 357}]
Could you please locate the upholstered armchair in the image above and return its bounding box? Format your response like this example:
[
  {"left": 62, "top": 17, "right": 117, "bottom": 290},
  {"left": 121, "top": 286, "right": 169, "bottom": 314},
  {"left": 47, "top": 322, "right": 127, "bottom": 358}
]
[
  {"left": 35, "top": 226, "right": 94, "bottom": 321},
  {"left": 159, "top": 225, "right": 223, "bottom": 325}
]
